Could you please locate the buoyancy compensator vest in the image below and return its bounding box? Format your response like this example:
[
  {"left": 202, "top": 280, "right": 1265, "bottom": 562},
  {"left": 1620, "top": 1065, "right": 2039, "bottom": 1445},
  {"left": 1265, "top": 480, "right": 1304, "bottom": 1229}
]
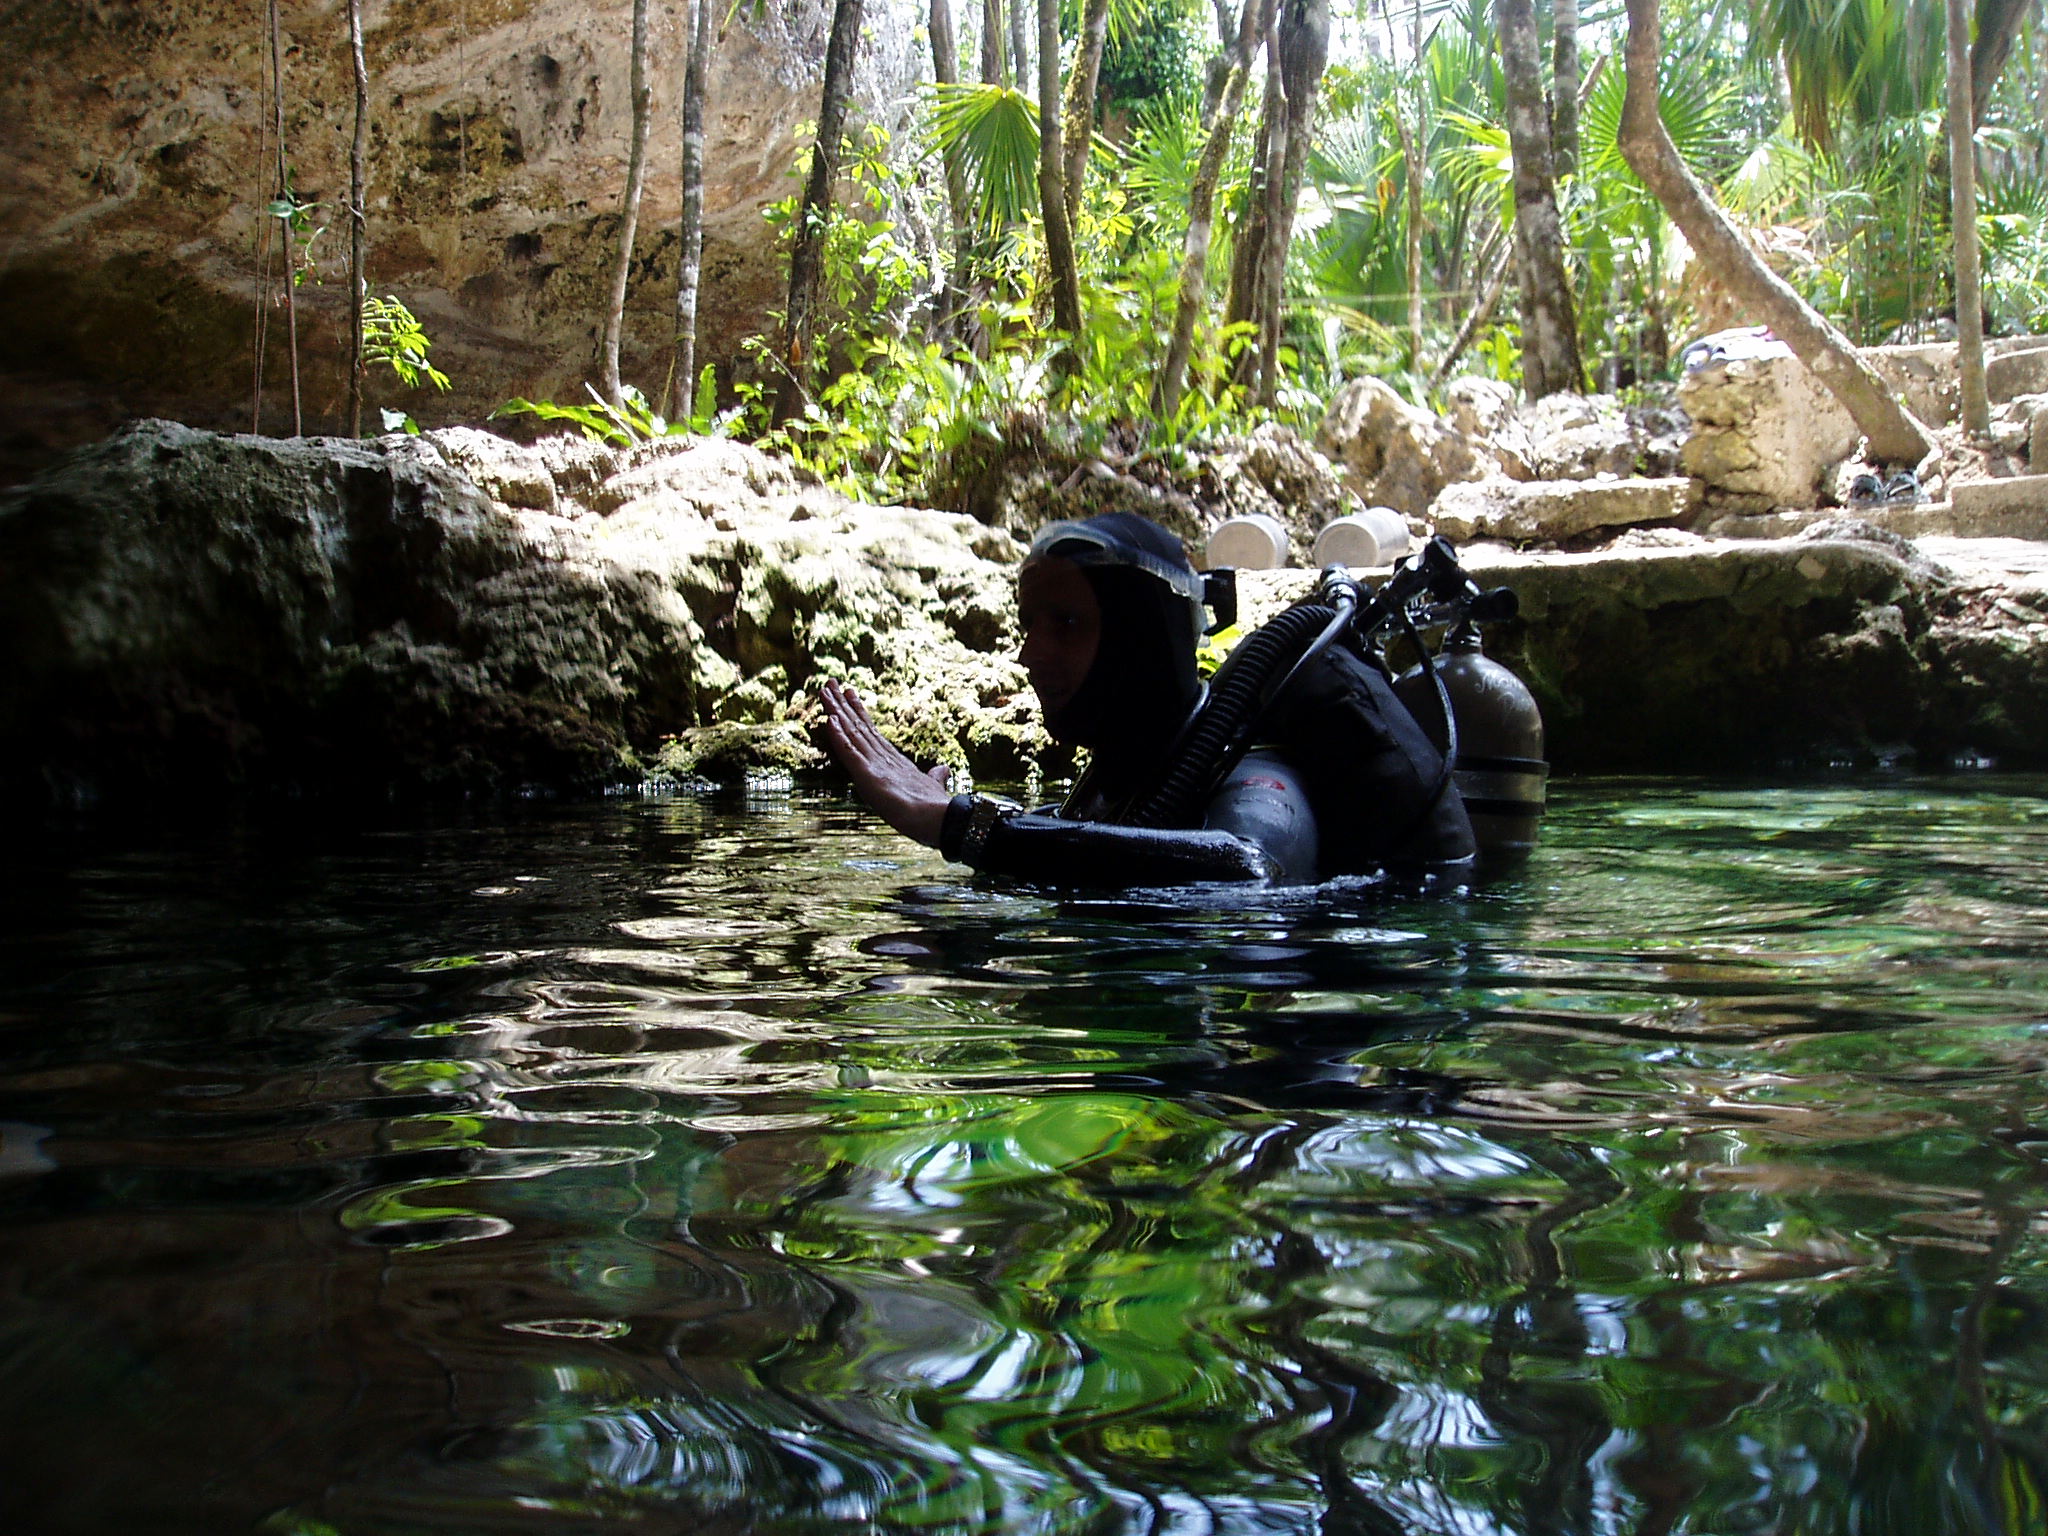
[
  {"left": 1110, "top": 536, "right": 1541, "bottom": 879},
  {"left": 1256, "top": 640, "right": 1477, "bottom": 876}
]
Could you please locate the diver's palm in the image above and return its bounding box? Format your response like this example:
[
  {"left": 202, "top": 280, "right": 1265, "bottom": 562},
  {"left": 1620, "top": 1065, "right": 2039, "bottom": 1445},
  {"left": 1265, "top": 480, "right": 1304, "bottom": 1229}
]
[{"left": 820, "top": 682, "right": 951, "bottom": 846}]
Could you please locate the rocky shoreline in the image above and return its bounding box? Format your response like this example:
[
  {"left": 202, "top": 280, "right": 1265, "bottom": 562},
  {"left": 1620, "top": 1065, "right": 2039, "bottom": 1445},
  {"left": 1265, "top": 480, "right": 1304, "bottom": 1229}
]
[{"left": 6, "top": 408, "right": 2048, "bottom": 808}]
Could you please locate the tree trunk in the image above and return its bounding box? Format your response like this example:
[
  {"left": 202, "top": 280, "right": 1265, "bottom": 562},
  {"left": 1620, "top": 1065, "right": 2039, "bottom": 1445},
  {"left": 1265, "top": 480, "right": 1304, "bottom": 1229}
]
[
  {"left": 1972, "top": 0, "right": 2033, "bottom": 122},
  {"left": 347, "top": 0, "right": 368, "bottom": 436},
  {"left": 1406, "top": 0, "right": 1425, "bottom": 357},
  {"left": 929, "top": 0, "right": 974, "bottom": 326},
  {"left": 1552, "top": 0, "right": 1581, "bottom": 178},
  {"left": 602, "top": 0, "right": 652, "bottom": 407},
  {"left": 775, "top": 0, "right": 866, "bottom": 426},
  {"left": 1037, "top": 0, "right": 1081, "bottom": 339},
  {"left": 1497, "top": 0, "right": 1584, "bottom": 398},
  {"left": 1253, "top": 0, "right": 1329, "bottom": 406},
  {"left": 1155, "top": 0, "right": 1278, "bottom": 421},
  {"left": 1431, "top": 238, "right": 1513, "bottom": 386},
  {"left": 1395, "top": 91, "right": 1423, "bottom": 367},
  {"left": 1009, "top": 0, "right": 1031, "bottom": 101},
  {"left": 1223, "top": 43, "right": 1282, "bottom": 361},
  {"left": 1201, "top": 0, "right": 1238, "bottom": 123},
  {"left": 673, "top": 0, "right": 714, "bottom": 407},
  {"left": 981, "top": 0, "right": 1006, "bottom": 84},
  {"left": 1060, "top": 0, "right": 1112, "bottom": 227},
  {"left": 1618, "top": 0, "right": 1934, "bottom": 466},
  {"left": 250, "top": 47, "right": 272, "bottom": 434},
  {"left": 270, "top": 0, "right": 301, "bottom": 435},
  {"left": 1948, "top": 0, "right": 1989, "bottom": 435}
]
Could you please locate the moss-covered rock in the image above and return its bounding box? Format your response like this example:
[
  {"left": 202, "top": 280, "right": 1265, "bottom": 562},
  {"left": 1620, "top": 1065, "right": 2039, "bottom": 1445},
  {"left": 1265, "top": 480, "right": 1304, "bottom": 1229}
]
[{"left": 0, "top": 420, "right": 1040, "bottom": 801}]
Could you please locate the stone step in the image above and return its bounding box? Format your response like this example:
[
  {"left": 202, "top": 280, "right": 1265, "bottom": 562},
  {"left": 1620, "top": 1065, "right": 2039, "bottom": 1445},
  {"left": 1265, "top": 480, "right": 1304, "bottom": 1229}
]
[
  {"left": 1700, "top": 476, "right": 2048, "bottom": 542},
  {"left": 1949, "top": 475, "right": 2048, "bottom": 534}
]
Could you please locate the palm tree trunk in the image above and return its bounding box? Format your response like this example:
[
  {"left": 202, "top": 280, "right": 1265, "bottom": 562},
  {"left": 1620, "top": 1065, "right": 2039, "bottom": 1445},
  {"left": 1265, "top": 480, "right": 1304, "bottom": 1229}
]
[
  {"left": 1552, "top": 0, "right": 1581, "bottom": 177},
  {"left": 1037, "top": 0, "right": 1081, "bottom": 339},
  {"left": 1498, "top": 0, "right": 1584, "bottom": 398},
  {"left": 1155, "top": 0, "right": 1279, "bottom": 421},
  {"left": 775, "top": 0, "right": 866, "bottom": 425},
  {"left": 1618, "top": 0, "right": 1933, "bottom": 466},
  {"left": 1947, "top": 0, "right": 1989, "bottom": 435},
  {"left": 673, "top": 0, "right": 714, "bottom": 407},
  {"left": 929, "top": 0, "right": 974, "bottom": 327},
  {"left": 1254, "top": 0, "right": 1329, "bottom": 406},
  {"left": 601, "top": 0, "right": 652, "bottom": 407},
  {"left": 1060, "top": 0, "right": 1112, "bottom": 227},
  {"left": 347, "top": 0, "right": 368, "bottom": 436}
]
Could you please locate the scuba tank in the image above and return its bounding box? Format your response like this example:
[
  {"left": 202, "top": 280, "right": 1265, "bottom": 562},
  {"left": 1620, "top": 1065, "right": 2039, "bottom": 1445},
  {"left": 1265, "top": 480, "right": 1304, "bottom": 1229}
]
[
  {"left": 1395, "top": 620, "right": 1547, "bottom": 868},
  {"left": 1117, "top": 536, "right": 1541, "bottom": 873}
]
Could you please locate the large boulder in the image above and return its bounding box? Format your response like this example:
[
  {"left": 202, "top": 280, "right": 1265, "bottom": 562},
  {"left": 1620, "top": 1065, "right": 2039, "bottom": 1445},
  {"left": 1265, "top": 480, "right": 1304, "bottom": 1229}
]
[
  {"left": 1488, "top": 392, "right": 1689, "bottom": 481},
  {"left": 1470, "top": 524, "right": 1952, "bottom": 768},
  {"left": 1316, "top": 376, "right": 1494, "bottom": 517},
  {"left": 1234, "top": 522, "right": 2012, "bottom": 770},
  {"left": 1431, "top": 476, "right": 1693, "bottom": 546},
  {"left": 0, "top": 420, "right": 1037, "bottom": 801},
  {"left": 1679, "top": 352, "right": 1861, "bottom": 509},
  {"left": 934, "top": 419, "right": 1362, "bottom": 569}
]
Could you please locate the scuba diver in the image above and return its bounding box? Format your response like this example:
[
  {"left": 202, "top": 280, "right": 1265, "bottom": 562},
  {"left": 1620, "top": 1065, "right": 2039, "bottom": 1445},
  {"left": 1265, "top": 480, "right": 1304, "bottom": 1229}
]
[{"left": 822, "top": 511, "right": 1505, "bottom": 889}]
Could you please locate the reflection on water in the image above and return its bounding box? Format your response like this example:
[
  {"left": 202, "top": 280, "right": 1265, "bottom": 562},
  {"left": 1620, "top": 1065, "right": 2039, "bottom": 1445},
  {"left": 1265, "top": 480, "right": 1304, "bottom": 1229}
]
[{"left": 4, "top": 779, "right": 2048, "bottom": 1534}]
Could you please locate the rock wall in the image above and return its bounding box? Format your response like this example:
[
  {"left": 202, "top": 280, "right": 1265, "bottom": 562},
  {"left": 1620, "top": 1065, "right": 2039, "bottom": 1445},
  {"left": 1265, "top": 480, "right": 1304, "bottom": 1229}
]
[
  {"left": 1238, "top": 522, "right": 2047, "bottom": 772},
  {"left": 0, "top": 0, "right": 924, "bottom": 479},
  {"left": 0, "top": 420, "right": 1038, "bottom": 802}
]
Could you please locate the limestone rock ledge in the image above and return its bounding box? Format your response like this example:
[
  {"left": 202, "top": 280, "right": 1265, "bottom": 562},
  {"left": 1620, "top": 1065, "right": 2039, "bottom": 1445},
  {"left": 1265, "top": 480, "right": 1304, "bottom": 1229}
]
[
  {"left": 1232, "top": 522, "right": 2048, "bottom": 772},
  {"left": 0, "top": 420, "right": 1040, "bottom": 802},
  {"left": 9, "top": 422, "right": 2048, "bottom": 804}
]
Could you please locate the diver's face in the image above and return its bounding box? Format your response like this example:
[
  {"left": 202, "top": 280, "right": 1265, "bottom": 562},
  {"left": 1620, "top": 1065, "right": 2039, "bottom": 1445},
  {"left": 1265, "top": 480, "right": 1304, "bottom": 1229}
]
[{"left": 1017, "top": 557, "right": 1100, "bottom": 737}]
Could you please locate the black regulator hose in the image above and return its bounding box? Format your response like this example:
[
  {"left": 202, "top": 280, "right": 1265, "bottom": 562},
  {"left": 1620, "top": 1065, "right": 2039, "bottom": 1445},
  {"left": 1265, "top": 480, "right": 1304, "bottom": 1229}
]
[
  {"left": 1121, "top": 600, "right": 1338, "bottom": 830},
  {"left": 1121, "top": 537, "right": 1511, "bottom": 834}
]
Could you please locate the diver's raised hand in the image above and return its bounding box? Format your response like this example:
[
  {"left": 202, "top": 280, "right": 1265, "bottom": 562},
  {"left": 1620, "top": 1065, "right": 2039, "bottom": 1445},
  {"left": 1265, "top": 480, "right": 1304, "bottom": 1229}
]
[{"left": 819, "top": 680, "right": 953, "bottom": 847}]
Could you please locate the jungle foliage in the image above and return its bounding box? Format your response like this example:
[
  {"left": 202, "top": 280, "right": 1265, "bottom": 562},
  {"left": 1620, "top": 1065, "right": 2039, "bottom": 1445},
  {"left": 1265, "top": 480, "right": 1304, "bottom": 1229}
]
[{"left": 680, "top": 0, "right": 2048, "bottom": 504}]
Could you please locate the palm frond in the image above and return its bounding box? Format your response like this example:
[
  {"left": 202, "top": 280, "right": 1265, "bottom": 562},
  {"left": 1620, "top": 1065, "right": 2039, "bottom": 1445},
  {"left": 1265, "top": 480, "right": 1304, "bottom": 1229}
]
[{"left": 926, "top": 81, "right": 1040, "bottom": 235}]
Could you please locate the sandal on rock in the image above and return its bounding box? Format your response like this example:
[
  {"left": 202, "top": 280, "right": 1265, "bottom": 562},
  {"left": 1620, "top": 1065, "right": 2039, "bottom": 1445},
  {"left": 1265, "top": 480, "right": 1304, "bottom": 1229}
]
[{"left": 1847, "top": 472, "right": 1885, "bottom": 509}]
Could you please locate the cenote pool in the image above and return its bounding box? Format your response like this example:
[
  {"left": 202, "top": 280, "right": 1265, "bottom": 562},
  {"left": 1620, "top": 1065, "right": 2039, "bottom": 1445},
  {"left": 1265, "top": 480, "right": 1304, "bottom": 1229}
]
[{"left": 4, "top": 777, "right": 2048, "bottom": 1535}]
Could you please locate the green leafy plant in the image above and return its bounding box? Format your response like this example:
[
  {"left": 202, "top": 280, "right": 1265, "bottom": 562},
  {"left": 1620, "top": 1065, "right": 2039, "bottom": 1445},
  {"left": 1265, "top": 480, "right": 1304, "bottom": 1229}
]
[
  {"left": 266, "top": 185, "right": 328, "bottom": 288},
  {"left": 495, "top": 383, "right": 695, "bottom": 447},
  {"left": 362, "top": 294, "right": 451, "bottom": 393}
]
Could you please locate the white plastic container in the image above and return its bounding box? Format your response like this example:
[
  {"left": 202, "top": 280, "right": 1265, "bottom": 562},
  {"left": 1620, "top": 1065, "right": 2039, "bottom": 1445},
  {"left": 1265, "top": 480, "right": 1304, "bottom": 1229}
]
[
  {"left": 1312, "top": 507, "right": 1412, "bottom": 570},
  {"left": 1204, "top": 513, "right": 1291, "bottom": 570}
]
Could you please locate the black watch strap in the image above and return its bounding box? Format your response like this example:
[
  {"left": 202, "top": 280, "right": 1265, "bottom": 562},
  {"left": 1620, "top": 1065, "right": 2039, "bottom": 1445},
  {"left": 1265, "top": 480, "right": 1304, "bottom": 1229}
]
[{"left": 939, "top": 793, "right": 1010, "bottom": 863}]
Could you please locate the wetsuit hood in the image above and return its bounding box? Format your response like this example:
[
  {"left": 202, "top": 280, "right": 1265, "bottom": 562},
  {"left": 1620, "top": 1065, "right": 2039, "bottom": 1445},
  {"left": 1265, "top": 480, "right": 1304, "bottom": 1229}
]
[{"left": 1027, "top": 514, "right": 1205, "bottom": 795}]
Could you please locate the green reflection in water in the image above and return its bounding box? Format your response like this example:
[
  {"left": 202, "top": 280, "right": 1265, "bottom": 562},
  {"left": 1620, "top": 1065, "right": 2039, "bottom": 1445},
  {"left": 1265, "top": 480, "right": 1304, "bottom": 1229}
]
[{"left": 4, "top": 779, "right": 2048, "bottom": 1534}]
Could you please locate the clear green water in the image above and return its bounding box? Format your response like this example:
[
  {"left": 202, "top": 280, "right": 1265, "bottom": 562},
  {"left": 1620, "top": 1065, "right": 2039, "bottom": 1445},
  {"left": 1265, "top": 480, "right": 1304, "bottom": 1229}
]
[{"left": 4, "top": 778, "right": 2048, "bottom": 1535}]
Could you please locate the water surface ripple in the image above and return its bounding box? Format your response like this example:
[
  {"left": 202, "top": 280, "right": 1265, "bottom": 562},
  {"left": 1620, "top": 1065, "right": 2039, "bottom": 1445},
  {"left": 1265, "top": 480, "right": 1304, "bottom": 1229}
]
[{"left": 4, "top": 777, "right": 2048, "bottom": 1535}]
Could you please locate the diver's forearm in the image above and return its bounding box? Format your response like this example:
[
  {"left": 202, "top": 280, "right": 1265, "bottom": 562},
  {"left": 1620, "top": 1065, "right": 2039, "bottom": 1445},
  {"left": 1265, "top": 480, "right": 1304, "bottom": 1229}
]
[{"left": 938, "top": 800, "right": 1273, "bottom": 885}]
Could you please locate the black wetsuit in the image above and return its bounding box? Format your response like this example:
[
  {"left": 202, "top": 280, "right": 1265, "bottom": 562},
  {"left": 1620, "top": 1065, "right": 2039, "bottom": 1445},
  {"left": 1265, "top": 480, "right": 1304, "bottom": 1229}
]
[
  {"left": 938, "top": 640, "right": 1477, "bottom": 889},
  {"left": 942, "top": 512, "right": 1476, "bottom": 889}
]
